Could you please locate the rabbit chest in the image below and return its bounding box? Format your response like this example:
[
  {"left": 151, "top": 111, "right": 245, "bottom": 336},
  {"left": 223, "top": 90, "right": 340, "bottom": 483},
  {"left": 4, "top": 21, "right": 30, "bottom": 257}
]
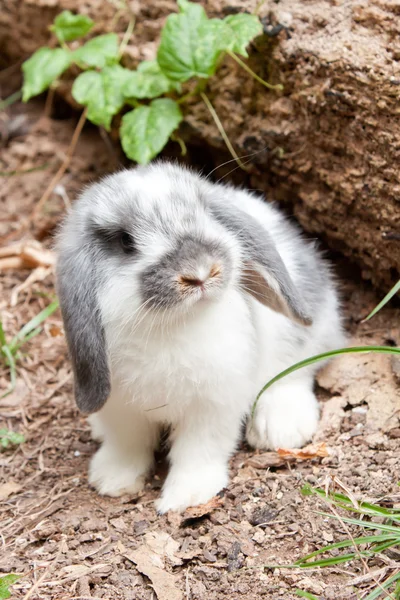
[{"left": 104, "top": 290, "right": 259, "bottom": 422}]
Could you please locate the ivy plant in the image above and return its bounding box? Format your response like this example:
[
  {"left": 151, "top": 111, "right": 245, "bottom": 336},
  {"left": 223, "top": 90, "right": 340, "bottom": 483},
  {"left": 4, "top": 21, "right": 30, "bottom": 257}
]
[{"left": 22, "top": 2, "right": 278, "bottom": 165}]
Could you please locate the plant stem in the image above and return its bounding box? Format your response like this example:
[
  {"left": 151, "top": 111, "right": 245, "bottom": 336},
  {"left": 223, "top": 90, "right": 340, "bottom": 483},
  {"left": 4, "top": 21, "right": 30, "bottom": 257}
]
[
  {"left": 226, "top": 49, "right": 283, "bottom": 91},
  {"left": 170, "top": 133, "right": 187, "bottom": 156},
  {"left": 0, "top": 90, "right": 22, "bottom": 111},
  {"left": 119, "top": 16, "right": 135, "bottom": 57},
  {"left": 200, "top": 92, "right": 248, "bottom": 171}
]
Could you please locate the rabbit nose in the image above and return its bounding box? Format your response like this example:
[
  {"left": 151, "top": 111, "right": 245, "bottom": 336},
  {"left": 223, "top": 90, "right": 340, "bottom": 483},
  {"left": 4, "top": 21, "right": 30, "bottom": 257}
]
[
  {"left": 180, "top": 276, "right": 205, "bottom": 287},
  {"left": 179, "top": 264, "right": 220, "bottom": 287}
]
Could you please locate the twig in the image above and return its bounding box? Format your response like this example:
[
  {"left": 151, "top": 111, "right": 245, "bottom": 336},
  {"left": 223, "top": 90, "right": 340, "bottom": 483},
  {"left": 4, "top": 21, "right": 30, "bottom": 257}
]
[
  {"left": 32, "top": 108, "right": 87, "bottom": 218},
  {"left": 22, "top": 539, "right": 64, "bottom": 600},
  {"left": 200, "top": 92, "right": 248, "bottom": 171}
]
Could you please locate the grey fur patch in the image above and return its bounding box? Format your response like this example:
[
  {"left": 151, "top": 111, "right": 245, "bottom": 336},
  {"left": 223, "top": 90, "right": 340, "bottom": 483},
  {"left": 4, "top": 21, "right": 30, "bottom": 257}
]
[
  {"left": 209, "top": 201, "right": 313, "bottom": 325},
  {"left": 56, "top": 244, "right": 110, "bottom": 413}
]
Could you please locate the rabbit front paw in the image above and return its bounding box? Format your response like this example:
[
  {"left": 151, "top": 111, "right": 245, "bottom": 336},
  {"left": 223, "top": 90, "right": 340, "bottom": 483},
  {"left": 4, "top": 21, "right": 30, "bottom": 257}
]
[
  {"left": 156, "top": 463, "right": 228, "bottom": 514},
  {"left": 89, "top": 444, "right": 152, "bottom": 497},
  {"left": 247, "top": 384, "right": 319, "bottom": 450}
]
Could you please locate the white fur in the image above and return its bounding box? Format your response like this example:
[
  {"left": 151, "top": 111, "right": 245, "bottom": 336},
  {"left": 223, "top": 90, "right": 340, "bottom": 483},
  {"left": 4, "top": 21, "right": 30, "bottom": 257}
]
[{"left": 60, "top": 163, "right": 344, "bottom": 512}]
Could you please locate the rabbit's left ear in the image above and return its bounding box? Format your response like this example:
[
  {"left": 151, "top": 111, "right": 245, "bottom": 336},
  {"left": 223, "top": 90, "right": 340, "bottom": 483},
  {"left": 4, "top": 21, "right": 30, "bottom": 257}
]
[
  {"left": 210, "top": 201, "right": 312, "bottom": 326},
  {"left": 56, "top": 244, "right": 111, "bottom": 413}
]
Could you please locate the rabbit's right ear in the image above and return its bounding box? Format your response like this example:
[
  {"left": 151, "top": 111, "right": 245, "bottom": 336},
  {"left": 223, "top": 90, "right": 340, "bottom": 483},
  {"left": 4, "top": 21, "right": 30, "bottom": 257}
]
[
  {"left": 56, "top": 245, "right": 110, "bottom": 414},
  {"left": 209, "top": 199, "right": 312, "bottom": 326}
]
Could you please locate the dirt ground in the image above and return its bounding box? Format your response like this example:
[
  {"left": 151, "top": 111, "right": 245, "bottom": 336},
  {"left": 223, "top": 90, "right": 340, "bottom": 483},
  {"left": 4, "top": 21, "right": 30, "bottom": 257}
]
[{"left": 1, "top": 101, "right": 400, "bottom": 600}]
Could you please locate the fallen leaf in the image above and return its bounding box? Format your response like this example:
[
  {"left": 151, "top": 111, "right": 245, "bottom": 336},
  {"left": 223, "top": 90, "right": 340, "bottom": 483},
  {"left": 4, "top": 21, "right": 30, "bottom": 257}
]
[
  {"left": 247, "top": 443, "right": 329, "bottom": 469},
  {"left": 57, "top": 563, "right": 111, "bottom": 583},
  {"left": 124, "top": 546, "right": 183, "bottom": 600},
  {"left": 247, "top": 453, "right": 287, "bottom": 469},
  {"left": 277, "top": 442, "right": 329, "bottom": 460},
  {"left": 181, "top": 496, "right": 224, "bottom": 521},
  {"left": 144, "top": 531, "right": 182, "bottom": 567},
  {"left": 49, "top": 324, "right": 62, "bottom": 337},
  {"left": 0, "top": 481, "right": 22, "bottom": 501}
]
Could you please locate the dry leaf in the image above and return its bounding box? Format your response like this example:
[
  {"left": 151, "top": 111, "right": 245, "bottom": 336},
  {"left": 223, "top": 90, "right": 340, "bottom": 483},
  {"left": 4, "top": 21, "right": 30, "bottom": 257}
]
[
  {"left": 144, "top": 531, "right": 182, "bottom": 567},
  {"left": 57, "top": 563, "right": 111, "bottom": 583},
  {"left": 247, "top": 453, "right": 287, "bottom": 469},
  {"left": 181, "top": 496, "right": 224, "bottom": 521},
  {"left": 247, "top": 443, "right": 329, "bottom": 469},
  {"left": 0, "top": 481, "right": 22, "bottom": 500},
  {"left": 277, "top": 442, "right": 329, "bottom": 460},
  {"left": 49, "top": 324, "right": 62, "bottom": 337},
  {"left": 124, "top": 546, "right": 183, "bottom": 600}
]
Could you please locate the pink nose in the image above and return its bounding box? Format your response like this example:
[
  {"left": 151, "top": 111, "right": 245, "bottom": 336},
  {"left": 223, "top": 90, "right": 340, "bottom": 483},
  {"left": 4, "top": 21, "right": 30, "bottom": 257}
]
[{"left": 180, "top": 276, "right": 205, "bottom": 287}]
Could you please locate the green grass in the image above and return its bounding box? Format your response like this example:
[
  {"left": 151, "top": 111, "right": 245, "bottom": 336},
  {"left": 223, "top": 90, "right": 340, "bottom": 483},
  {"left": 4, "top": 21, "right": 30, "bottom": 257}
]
[
  {"left": 0, "top": 429, "right": 25, "bottom": 449},
  {"left": 0, "top": 300, "right": 59, "bottom": 397},
  {"left": 363, "top": 279, "right": 400, "bottom": 322},
  {"left": 0, "top": 574, "right": 21, "bottom": 600},
  {"left": 290, "top": 485, "right": 400, "bottom": 600}
]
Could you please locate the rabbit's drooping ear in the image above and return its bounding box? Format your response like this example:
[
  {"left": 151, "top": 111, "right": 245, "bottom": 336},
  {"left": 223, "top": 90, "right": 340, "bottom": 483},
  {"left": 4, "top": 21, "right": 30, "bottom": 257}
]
[
  {"left": 210, "top": 201, "right": 312, "bottom": 326},
  {"left": 56, "top": 246, "right": 111, "bottom": 413}
]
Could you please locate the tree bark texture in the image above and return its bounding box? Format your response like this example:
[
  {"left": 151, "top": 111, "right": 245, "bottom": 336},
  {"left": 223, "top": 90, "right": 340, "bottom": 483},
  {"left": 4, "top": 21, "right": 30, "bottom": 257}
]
[{"left": 1, "top": 0, "right": 399, "bottom": 289}]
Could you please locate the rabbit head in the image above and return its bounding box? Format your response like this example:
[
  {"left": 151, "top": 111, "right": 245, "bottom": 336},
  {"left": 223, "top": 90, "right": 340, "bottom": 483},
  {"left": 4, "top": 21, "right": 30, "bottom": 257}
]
[{"left": 56, "top": 162, "right": 311, "bottom": 414}]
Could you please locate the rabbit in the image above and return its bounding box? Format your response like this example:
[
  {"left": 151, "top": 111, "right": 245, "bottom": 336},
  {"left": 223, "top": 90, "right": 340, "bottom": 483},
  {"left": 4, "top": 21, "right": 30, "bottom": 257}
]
[{"left": 56, "top": 161, "right": 344, "bottom": 513}]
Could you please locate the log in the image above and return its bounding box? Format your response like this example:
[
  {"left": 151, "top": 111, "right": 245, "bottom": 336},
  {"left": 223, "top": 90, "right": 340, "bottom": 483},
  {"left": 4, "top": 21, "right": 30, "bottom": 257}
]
[{"left": 1, "top": 0, "right": 399, "bottom": 288}]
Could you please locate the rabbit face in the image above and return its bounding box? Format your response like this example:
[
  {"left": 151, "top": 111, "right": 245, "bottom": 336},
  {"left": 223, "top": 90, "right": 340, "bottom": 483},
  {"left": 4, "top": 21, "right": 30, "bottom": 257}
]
[{"left": 82, "top": 166, "right": 239, "bottom": 323}]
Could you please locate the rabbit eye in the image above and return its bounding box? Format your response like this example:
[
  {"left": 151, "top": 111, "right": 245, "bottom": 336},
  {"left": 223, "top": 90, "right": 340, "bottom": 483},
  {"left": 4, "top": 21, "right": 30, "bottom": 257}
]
[{"left": 119, "top": 231, "right": 135, "bottom": 254}]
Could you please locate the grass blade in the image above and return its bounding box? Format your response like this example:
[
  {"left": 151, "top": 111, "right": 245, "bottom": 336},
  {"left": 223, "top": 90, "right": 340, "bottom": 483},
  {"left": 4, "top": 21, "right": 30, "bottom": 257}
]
[
  {"left": 9, "top": 300, "right": 59, "bottom": 352},
  {"left": 364, "top": 571, "right": 400, "bottom": 600},
  {"left": 296, "top": 552, "right": 365, "bottom": 568},
  {"left": 295, "top": 535, "right": 397, "bottom": 565},
  {"left": 253, "top": 346, "right": 400, "bottom": 416},
  {"left": 363, "top": 280, "right": 400, "bottom": 322},
  {"left": 0, "top": 320, "right": 7, "bottom": 348},
  {"left": 302, "top": 485, "right": 400, "bottom": 520},
  {"left": 296, "top": 591, "right": 320, "bottom": 600},
  {"left": 318, "top": 512, "right": 400, "bottom": 535},
  {"left": 1, "top": 345, "right": 17, "bottom": 398}
]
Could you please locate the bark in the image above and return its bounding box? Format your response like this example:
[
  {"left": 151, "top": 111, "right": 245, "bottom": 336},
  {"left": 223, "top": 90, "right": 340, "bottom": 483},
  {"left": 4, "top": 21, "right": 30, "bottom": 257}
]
[{"left": 1, "top": 0, "right": 399, "bottom": 288}]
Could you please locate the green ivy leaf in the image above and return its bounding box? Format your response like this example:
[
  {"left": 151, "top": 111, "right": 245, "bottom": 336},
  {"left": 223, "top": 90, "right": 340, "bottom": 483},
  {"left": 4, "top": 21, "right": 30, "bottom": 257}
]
[
  {"left": 73, "top": 33, "right": 119, "bottom": 68},
  {"left": 124, "top": 60, "right": 176, "bottom": 99},
  {"left": 50, "top": 10, "right": 94, "bottom": 43},
  {"left": 157, "top": 1, "right": 231, "bottom": 81},
  {"left": 121, "top": 98, "right": 183, "bottom": 164},
  {"left": 72, "top": 65, "right": 129, "bottom": 129},
  {"left": 22, "top": 47, "right": 72, "bottom": 102},
  {"left": 0, "top": 429, "right": 25, "bottom": 449},
  {"left": 224, "top": 14, "right": 263, "bottom": 57},
  {"left": 0, "top": 574, "right": 21, "bottom": 600}
]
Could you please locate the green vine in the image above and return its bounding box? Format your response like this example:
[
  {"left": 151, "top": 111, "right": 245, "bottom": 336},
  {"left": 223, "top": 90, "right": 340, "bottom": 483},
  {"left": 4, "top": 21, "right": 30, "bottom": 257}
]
[{"left": 22, "top": 2, "right": 281, "bottom": 165}]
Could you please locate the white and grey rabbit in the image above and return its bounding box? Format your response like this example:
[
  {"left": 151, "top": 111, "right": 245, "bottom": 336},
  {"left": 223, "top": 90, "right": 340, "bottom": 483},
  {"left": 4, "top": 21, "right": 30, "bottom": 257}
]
[{"left": 56, "top": 162, "right": 344, "bottom": 513}]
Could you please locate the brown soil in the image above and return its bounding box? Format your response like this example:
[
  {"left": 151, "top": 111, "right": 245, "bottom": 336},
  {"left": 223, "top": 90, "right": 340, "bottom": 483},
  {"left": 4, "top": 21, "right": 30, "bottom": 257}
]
[
  {"left": 1, "top": 0, "right": 399, "bottom": 289},
  {"left": 1, "top": 96, "right": 400, "bottom": 599}
]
